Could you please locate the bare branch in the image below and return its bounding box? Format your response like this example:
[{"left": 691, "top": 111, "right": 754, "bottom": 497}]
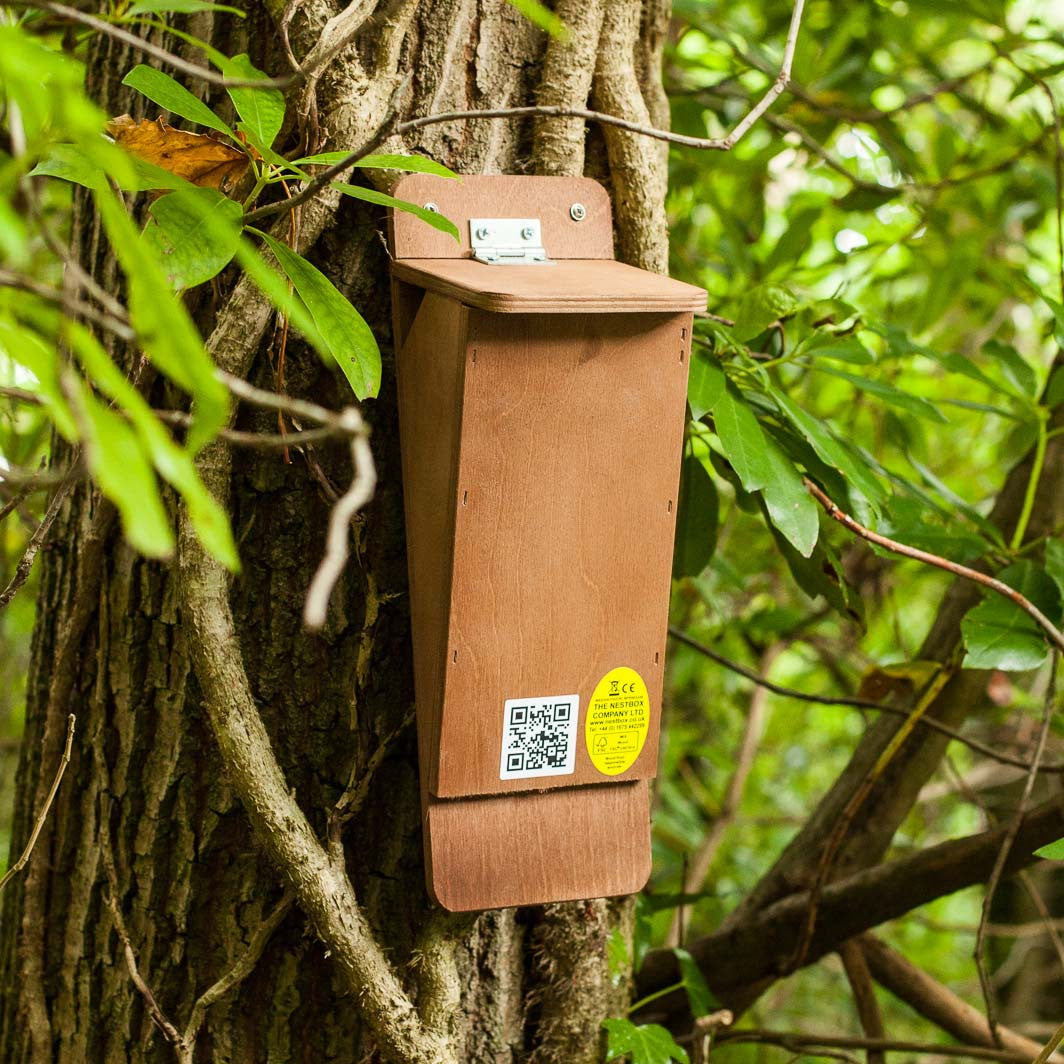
[
  {"left": 181, "top": 892, "right": 295, "bottom": 1061},
  {"left": 839, "top": 940, "right": 885, "bottom": 1064},
  {"left": 805, "top": 479, "right": 1064, "bottom": 655},
  {"left": 0, "top": 475, "right": 75, "bottom": 611},
  {"left": 0, "top": 714, "right": 75, "bottom": 894},
  {"left": 975, "top": 653, "right": 1058, "bottom": 1042},
  {"left": 105, "top": 891, "right": 187, "bottom": 1053},
  {"left": 668, "top": 627, "right": 1064, "bottom": 774},
  {"left": 302, "top": 411, "right": 375, "bottom": 629}
]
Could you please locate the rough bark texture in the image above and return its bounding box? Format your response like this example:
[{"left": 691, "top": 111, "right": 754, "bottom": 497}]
[{"left": 0, "top": 2, "right": 671, "bottom": 1062}]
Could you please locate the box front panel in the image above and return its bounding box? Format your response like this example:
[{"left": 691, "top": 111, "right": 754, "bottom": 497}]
[{"left": 432, "top": 311, "right": 692, "bottom": 798}]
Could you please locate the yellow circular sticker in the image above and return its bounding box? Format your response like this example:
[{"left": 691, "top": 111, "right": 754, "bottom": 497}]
[{"left": 585, "top": 667, "right": 650, "bottom": 776}]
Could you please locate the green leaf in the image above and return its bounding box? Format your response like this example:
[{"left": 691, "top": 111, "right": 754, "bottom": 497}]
[
  {"left": 603, "top": 1019, "right": 689, "bottom": 1064},
  {"left": 144, "top": 187, "right": 242, "bottom": 290},
  {"left": 506, "top": 0, "right": 569, "bottom": 38},
  {"left": 984, "top": 340, "right": 1038, "bottom": 400},
  {"left": 122, "top": 65, "right": 234, "bottom": 136},
  {"left": 69, "top": 378, "right": 175, "bottom": 558},
  {"left": 254, "top": 230, "right": 381, "bottom": 399},
  {"left": 673, "top": 453, "right": 718, "bottom": 579},
  {"left": 293, "top": 151, "right": 458, "bottom": 179},
  {"left": 31, "top": 141, "right": 189, "bottom": 192},
  {"left": 772, "top": 391, "right": 884, "bottom": 516},
  {"left": 1046, "top": 539, "right": 1064, "bottom": 602},
  {"left": 687, "top": 351, "right": 726, "bottom": 421},
  {"left": 65, "top": 322, "right": 239, "bottom": 570},
  {"left": 961, "top": 561, "right": 1061, "bottom": 672},
  {"left": 733, "top": 283, "right": 801, "bottom": 341},
  {"left": 797, "top": 331, "right": 875, "bottom": 365},
  {"left": 816, "top": 366, "right": 948, "bottom": 423},
  {"left": 711, "top": 383, "right": 774, "bottom": 493},
  {"left": 95, "top": 186, "right": 227, "bottom": 452},
  {"left": 331, "top": 183, "right": 460, "bottom": 241},
  {"left": 0, "top": 319, "right": 78, "bottom": 440},
  {"left": 1035, "top": 837, "right": 1064, "bottom": 861},
  {"left": 760, "top": 441, "right": 819, "bottom": 558},
  {"left": 126, "top": 0, "right": 246, "bottom": 15},
  {"left": 674, "top": 948, "right": 719, "bottom": 1019},
  {"left": 220, "top": 53, "right": 284, "bottom": 150}
]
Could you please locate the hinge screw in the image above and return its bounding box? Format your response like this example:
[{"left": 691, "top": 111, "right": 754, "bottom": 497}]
[
  {"left": 520, "top": 226, "right": 535, "bottom": 240},
  {"left": 475, "top": 226, "right": 491, "bottom": 240},
  {"left": 423, "top": 202, "right": 440, "bottom": 213},
  {"left": 569, "top": 203, "right": 587, "bottom": 221}
]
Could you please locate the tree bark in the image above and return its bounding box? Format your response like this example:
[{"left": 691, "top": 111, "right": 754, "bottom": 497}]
[{"left": 0, "top": 2, "right": 671, "bottom": 1061}]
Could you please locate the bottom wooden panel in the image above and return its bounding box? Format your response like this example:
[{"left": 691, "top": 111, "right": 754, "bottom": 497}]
[{"left": 424, "top": 781, "right": 651, "bottom": 911}]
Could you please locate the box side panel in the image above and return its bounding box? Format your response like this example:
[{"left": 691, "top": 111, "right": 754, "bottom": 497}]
[
  {"left": 395, "top": 291, "right": 468, "bottom": 785},
  {"left": 434, "top": 311, "right": 692, "bottom": 798},
  {"left": 425, "top": 781, "right": 651, "bottom": 911}
]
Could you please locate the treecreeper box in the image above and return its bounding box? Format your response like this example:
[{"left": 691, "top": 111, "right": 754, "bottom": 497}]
[{"left": 388, "top": 174, "right": 707, "bottom": 911}]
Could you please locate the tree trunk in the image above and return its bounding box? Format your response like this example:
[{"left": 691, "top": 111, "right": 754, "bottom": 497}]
[{"left": 0, "top": 2, "right": 671, "bottom": 1061}]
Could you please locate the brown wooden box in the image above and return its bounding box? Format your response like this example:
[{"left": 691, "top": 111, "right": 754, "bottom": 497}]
[{"left": 389, "top": 175, "right": 706, "bottom": 911}]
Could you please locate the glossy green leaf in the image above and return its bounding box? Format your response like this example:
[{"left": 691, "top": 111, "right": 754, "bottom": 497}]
[
  {"left": 293, "top": 152, "right": 458, "bottom": 179},
  {"left": 711, "top": 383, "right": 774, "bottom": 493},
  {"left": 772, "top": 391, "right": 885, "bottom": 515},
  {"left": 506, "top": 0, "right": 569, "bottom": 38},
  {"left": 220, "top": 53, "right": 284, "bottom": 150},
  {"left": 674, "top": 948, "right": 719, "bottom": 1019},
  {"left": 798, "top": 331, "right": 876, "bottom": 365},
  {"left": 126, "top": 0, "right": 246, "bottom": 15},
  {"left": 760, "top": 441, "right": 819, "bottom": 558},
  {"left": 961, "top": 562, "right": 1061, "bottom": 671},
  {"left": 733, "top": 282, "right": 800, "bottom": 341},
  {"left": 255, "top": 230, "right": 381, "bottom": 399},
  {"left": 0, "top": 319, "right": 77, "bottom": 440},
  {"left": 603, "top": 1019, "right": 689, "bottom": 1064},
  {"left": 673, "top": 453, "right": 718, "bottom": 579},
  {"left": 331, "top": 183, "right": 460, "bottom": 241},
  {"left": 95, "top": 186, "right": 227, "bottom": 452},
  {"left": 1035, "top": 837, "right": 1064, "bottom": 861},
  {"left": 144, "top": 187, "right": 242, "bottom": 290},
  {"left": 122, "top": 65, "right": 234, "bottom": 136},
  {"left": 69, "top": 379, "right": 175, "bottom": 558},
  {"left": 817, "top": 366, "right": 948, "bottom": 423},
  {"left": 66, "top": 322, "right": 239, "bottom": 570},
  {"left": 687, "top": 351, "right": 726, "bottom": 421}
]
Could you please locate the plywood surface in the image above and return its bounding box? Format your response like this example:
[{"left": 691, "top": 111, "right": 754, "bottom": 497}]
[
  {"left": 426, "top": 781, "right": 651, "bottom": 911},
  {"left": 390, "top": 174, "right": 614, "bottom": 261},
  {"left": 393, "top": 289, "right": 468, "bottom": 778},
  {"left": 431, "top": 309, "right": 692, "bottom": 798},
  {"left": 391, "top": 257, "right": 707, "bottom": 314}
]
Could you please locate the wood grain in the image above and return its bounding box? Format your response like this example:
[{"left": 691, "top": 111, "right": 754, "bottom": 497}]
[
  {"left": 425, "top": 781, "right": 652, "bottom": 911},
  {"left": 390, "top": 173, "right": 614, "bottom": 261},
  {"left": 429, "top": 310, "right": 691, "bottom": 797},
  {"left": 391, "top": 257, "right": 706, "bottom": 313}
]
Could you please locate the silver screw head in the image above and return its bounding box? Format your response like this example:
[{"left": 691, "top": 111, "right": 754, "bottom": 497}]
[
  {"left": 520, "top": 225, "right": 535, "bottom": 240},
  {"left": 475, "top": 225, "right": 490, "bottom": 240},
  {"left": 423, "top": 202, "right": 440, "bottom": 213},
  {"left": 569, "top": 202, "right": 587, "bottom": 221}
]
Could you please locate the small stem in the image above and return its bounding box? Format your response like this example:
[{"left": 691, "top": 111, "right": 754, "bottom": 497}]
[
  {"left": 1010, "top": 408, "right": 1048, "bottom": 551},
  {"left": 627, "top": 980, "right": 685, "bottom": 1015}
]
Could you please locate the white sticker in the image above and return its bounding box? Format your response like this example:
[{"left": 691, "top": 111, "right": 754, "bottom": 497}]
[{"left": 499, "top": 695, "right": 579, "bottom": 780}]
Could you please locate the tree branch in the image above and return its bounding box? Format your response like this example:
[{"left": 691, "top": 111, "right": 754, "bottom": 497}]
[{"left": 805, "top": 479, "right": 1064, "bottom": 654}]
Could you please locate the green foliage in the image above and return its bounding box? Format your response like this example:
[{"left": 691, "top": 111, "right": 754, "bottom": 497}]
[
  {"left": 505, "top": 0, "right": 569, "bottom": 39},
  {"left": 603, "top": 1019, "right": 689, "bottom": 1064},
  {"left": 1035, "top": 837, "right": 1064, "bottom": 861}
]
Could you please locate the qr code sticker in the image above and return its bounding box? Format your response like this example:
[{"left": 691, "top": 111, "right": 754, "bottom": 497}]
[{"left": 499, "top": 696, "right": 579, "bottom": 780}]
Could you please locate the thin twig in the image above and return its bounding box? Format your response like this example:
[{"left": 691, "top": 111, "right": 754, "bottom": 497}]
[
  {"left": 667, "top": 627, "right": 1064, "bottom": 774},
  {"left": 0, "top": 714, "right": 75, "bottom": 894},
  {"left": 15, "top": 0, "right": 296, "bottom": 89},
  {"left": 0, "top": 475, "right": 75, "bottom": 611},
  {"left": 247, "top": 0, "right": 806, "bottom": 224},
  {"left": 713, "top": 1028, "right": 1032, "bottom": 1063},
  {"left": 974, "top": 653, "right": 1058, "bottom": 1044},
  {"left": 839, "top": 940, "right": 886, "bottom": 1064},
  {"left": 0, "top": 270, "right": 135, "bottom": 342},
  {"left": 302, "top": 412, "right": 375, "bottom": 629},
  {"left": 181, "top": 892, "right": 295, "bottom": 1062},
  {"left": 805, "top": 479, "right": 1064, "bottom": 655},
  {"left": 1034, "top": 1021, "right": 1064, "bottom": 1064},
  {"left": 105, "top": 891, "right": 187, "bottom": 1051}
]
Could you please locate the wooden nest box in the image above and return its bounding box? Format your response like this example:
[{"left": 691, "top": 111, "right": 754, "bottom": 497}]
[{"left": 388, "top": 174, "right": 706, "bottom": 911}]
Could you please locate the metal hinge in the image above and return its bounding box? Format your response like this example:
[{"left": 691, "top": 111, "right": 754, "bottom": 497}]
[{"left": 469, "top": 218, "right": 554, "bottom": 265}]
